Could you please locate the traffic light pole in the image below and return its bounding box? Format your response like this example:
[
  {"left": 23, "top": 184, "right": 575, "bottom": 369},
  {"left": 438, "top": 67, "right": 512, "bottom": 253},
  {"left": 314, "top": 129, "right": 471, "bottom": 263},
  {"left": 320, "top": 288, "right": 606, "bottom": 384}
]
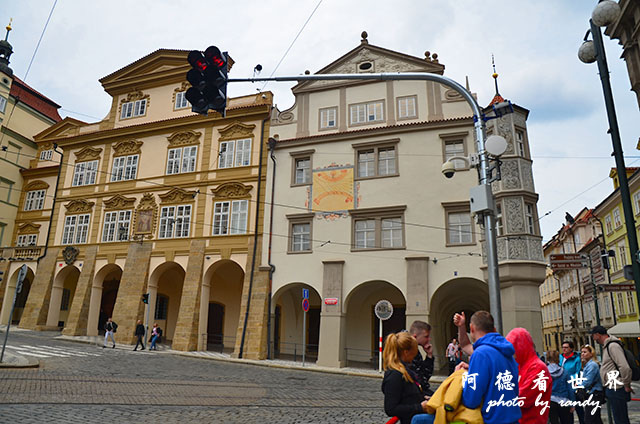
[{"left": 230, "top": 72, "right": 503, "bottom": 333}]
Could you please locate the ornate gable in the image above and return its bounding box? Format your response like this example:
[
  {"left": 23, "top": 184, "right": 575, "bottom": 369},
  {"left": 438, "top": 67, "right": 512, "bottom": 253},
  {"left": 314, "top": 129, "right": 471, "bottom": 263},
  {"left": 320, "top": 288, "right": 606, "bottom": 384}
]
[
  {"left": 211, "top": 182, "right": 252, "bottom": 199},
  {"left": 74, "top": 146, "right": 103, "bottom": 162},
  {"left": 167, "top": 130, "right": 202, "bottom": 147},
  {"left": 158, "top": 188, "right": 197, "bottom": 204},
  {"left": 113, "top": 139, "right": 143, "bottom": 157},
  {"left": 24, "top": 180, "right": 50, "bottom": 191},
  {"left": 64, "top": 199, "right": 95, "bottom": 214},
  {"left": 218, "top": 122, "right": 256, "bottom": 141},
  {"left": 103, "top": 194, "right": 137, "bottom": 211},
  {"left": 18, "top": 223, "right": 41, "bottom": 234}
]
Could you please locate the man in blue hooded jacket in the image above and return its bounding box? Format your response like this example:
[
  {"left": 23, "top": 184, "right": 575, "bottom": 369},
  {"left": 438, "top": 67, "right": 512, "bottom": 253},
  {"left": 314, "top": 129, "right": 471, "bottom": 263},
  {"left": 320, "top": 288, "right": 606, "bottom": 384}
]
[
  {"left": 560, "top": 340, "right": 584, "bottom": 424},
  {"left": 458, "top": 310, "right": 521, "bottom": 424}
]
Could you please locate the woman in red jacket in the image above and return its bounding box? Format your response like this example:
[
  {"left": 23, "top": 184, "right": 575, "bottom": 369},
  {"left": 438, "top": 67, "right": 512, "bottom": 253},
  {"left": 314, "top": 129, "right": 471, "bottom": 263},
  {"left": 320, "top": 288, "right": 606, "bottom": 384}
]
[{"left": 506, "top": 328, "right": 552, "bottom": 423}]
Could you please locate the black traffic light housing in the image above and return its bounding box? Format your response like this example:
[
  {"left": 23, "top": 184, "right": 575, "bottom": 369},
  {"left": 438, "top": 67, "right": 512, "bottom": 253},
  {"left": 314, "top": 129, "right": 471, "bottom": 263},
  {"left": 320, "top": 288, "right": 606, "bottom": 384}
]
[
  {"left": 142, "top": 293, "right": 149, "bottom": 304},
  {"left": 185, "top": 46, "right": 228, "bottom": 116}
]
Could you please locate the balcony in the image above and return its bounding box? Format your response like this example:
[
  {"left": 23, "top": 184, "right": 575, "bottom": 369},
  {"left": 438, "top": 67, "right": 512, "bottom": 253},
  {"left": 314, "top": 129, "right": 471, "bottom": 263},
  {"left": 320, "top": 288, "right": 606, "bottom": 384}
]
[{"left": 0, "top": 246, "right": 43, "bottom": 261}]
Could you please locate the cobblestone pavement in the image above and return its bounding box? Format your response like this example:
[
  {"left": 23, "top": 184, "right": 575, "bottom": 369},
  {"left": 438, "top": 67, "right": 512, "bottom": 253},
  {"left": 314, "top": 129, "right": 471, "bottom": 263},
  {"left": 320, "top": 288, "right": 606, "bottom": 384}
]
[{"left": 0, "top": 331, "right": 387, "bottom": 423}]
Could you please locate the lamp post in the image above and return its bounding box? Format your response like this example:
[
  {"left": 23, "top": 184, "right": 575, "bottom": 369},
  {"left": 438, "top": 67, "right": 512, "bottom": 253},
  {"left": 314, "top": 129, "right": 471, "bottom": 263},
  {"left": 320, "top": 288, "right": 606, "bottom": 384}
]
[{"left": 579, "top": 1, "right": 640, "bottom": 331}]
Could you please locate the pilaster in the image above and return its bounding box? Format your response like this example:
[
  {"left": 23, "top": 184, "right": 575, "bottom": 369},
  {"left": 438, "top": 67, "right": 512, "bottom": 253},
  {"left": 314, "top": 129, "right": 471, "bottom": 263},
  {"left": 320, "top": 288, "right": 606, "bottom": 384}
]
[
  {"left": 62, "top": 246, "right": 98, "bottom": 336},
  {"left": 317, "top": 260, "right": 346, "bottom": 368},
  {"left": 19, "top": 248, "right": 60, "bottom": 330},
  {"left": 172, "top": 239, "right": 205, "bottom": 351}
]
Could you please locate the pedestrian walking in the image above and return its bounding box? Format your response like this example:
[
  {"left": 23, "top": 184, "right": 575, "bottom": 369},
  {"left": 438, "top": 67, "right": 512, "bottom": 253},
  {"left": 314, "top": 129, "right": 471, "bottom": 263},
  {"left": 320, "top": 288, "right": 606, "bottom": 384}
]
[
  {"left": 446, "top": 337, "right": 459, "bottom": 375},
  {"left": 579, "top": 344, "right": 604, "bottom": 424},
  {"left": 149, "top": 323, "right": 162, "bottom": 350},
  {"left": 408, "top": 320, "right": 434, "bottom": 396},
  {"left": 381, "top": 331, "right": 434, "bottom": 424},
  {"left": 547, "top": 350, "right": 575, "bottom": 424},
  {"left": 133, "top": 320, "right": 145, "bottom": 351},
  {"left": 591, "top": 326, "right": 632, "bottom": 424},
  {"left": 506, "top": 327, "right": 552, "bottom": 423},
  {"left": 560, "top": 340, "right": 585, "bottom": 424},
  {"left": 103, "top": 317, "right": 117, "bottom": 348}
]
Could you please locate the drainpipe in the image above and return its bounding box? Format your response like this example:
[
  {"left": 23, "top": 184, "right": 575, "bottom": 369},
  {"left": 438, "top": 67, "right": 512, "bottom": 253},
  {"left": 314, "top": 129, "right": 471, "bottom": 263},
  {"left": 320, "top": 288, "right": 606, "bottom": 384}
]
[
  {"left": 238, "top": 113, "right": 268, "bottom": 359},
  {"left": 266, "top": 136, "right": 277, "bottom": 359},
  {"left": 593, "top": 215, "right": 617, "bottom": 325},
  {"left": 37, "top": 143, "right": 63, "bottom": 263}
]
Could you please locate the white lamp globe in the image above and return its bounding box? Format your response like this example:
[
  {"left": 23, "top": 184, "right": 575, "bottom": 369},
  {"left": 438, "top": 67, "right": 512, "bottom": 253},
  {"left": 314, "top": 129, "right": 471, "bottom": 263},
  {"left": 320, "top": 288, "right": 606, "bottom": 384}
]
[
  {"left": 592, "top": 0, "right": 621, "bottom": 27},
  {"left": 578, "top": 41, "right": 597, "bottom": 64},
  {"left": 485, "top": 135, "right": 508, "bottom": 157}
]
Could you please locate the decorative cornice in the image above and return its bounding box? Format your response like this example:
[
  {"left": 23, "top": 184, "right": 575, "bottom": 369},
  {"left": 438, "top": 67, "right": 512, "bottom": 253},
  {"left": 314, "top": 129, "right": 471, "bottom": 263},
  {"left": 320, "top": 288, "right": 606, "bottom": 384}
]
[
  {"left": 103, "top": 194, "right": 137, "bottom": 211},
  {"left": 17, "top": 222, "right": 41, "bottom": 234},
  {"left": 210, "top": 182, "right": 252, "bottom": 199},
  {"left": 120, "top": 90, "right": 149, "bottom": 104},
  {"left": 159, "top": 188, "right": 197, "bottom": 204},
  {"left": 24, "top": 180, "right": 50, "bottom": 191},
  {"left": 113, "top": 139, "right": 143, "bottom": 157},
  {"left": 218, "top": 122, "right": 256, "bottom": 141},
  {"left": 167, "top": 130, "right": 202, "bottom": 147},
  {"left": 133, "top": 193, "right": 158, "bottom": 236},
  {"left": 74, "top": 146, "right": 102, "bottom": 162},
  {"left": 64, "top": 199, "right": 95, "bottom": 214},
  {"left": 37, "top": 142, "right": 54, "bottom": 152}
]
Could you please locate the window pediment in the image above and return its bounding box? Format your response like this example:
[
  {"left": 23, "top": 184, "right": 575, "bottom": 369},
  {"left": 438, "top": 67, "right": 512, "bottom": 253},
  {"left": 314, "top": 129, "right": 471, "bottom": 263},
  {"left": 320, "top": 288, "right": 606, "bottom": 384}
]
[
  {"left": 167, "top": 130, "right": 202, "bottom": 147},
  {"left": 173, "top": 82, "right": 190, "bottom": 103},
  {"left": 18, "top": 222, "right": 41, "bottom": 234},
  {"left": 218, "top": 122, "right": 256, "bottom": 141},
  {"left": 103, "top": 194, "right": 137, "bottom": 211},
  {"left": 210, "top": 182, "right": 252, "bottom": 199},
  {"left": 64, "top": 199, "right": 95, "bottom": 214},
  {"left": 74, "top": 146, "right": 103, "bottom": 162},
  {"left": 120, "top": 90, "right": 150, "bottom": 104},
  {"left": 113, "top": 139, "right": 143, "bottom": 157},
  {"left": 24, "top": 180, "right": 50, "bottom": 191},
  {"left": 158, "top": 187, "right": 197, "bottom": 204}
]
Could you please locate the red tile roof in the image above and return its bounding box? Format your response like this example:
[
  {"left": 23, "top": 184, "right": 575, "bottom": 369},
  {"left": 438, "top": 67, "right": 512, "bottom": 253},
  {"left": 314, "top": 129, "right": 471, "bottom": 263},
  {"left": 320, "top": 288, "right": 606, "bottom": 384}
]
[
  {"left": 487, "top": 94, "right": 505, "bottom": 107},
  {"left": 9, "top": 76, "right": 62, "bottom": 122}
]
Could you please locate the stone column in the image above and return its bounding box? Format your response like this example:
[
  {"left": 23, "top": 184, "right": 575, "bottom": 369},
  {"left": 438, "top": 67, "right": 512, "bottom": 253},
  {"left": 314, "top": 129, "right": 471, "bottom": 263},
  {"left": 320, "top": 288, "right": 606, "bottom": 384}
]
[
  {"left": 405, "top": 256, "right": 430, "bottom": 326},
  {"left": 45, "top": 285, "right": 63, "bottom": 328},
  {"left": 173, "top": 239, "right": 205, "bottom": 351},
  {"left": 111, "top": 242, "right": 152, "bottom": 344},
  {"left": 86, "top": 282, "right": 102, "bottom": 336},
  {"left": 232, "top": 263, "right": 270, "bottom": 360},
  {"left": 19, "top": 248, "right": 60, "bottom": 330},
  {"left": 317, "top": 260, "right": 346, "bottom": 368},
  {"left": 198, "top": 282, "right": 211, "bottom": 351},
  {"left": 63, "top": 246, "right": 98, "bottom": 336}
]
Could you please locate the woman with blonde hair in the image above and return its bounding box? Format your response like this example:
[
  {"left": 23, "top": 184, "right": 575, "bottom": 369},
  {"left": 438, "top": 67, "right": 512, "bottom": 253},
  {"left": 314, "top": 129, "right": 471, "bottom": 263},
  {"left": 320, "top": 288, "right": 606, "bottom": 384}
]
[
  {"left": 381, "top": 331, "right": 434, "bottom": 424},
  {"left": 580, "top": 344, "right": 604, "bottom": 424}
]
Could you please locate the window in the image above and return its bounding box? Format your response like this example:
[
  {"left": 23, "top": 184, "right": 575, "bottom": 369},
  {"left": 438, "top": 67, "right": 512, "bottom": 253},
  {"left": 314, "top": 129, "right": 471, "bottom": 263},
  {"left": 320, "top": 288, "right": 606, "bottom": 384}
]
[
  {"left": 634, "top": 191, "right": 640, "bottom": 215},
  {"left": 627, "top": 291, "right": 636, "bottom": 314},
  {"left": 16, "top": 234, "right": 37, "bottom": 247},
  {"left": 218, "top": 139, "right": 252, "bottom": 169},
  {"left": 319, "top": 107, "right": 337, "bottom": 129},
  {"left": 158, "top": 205, "right": 192, "bottom": 239},
  {"left": 354, "top": 142, "right": 398, "bottom": 179},
  {"left": 350, "top": 206, "right": 406, "bottom": 250},
  {"left": 61, "top": 288, "right": 71, "bottom": 311},
  {"left": 444, "top": 204, "right": 474, "bottom": 245},
  {"left": 102, "top": 210, "right": 132, "bottom": 242},
  {"left": 111, "top": 154, "right": 139, "bottom": 182},
  {"left": 288, "top": 214, "right": 313, "bottom": 253},
  {"left": 72, "top": 160, "right": 98, "bottom": 186},
  {"left": 618, "top": 241, "right": 628, "bottom": 267},
  {"left": 444, "top": 140, "right": 466, "bottom": 169},
  {"left": 24, "top": 189, "right": 45, "bottom": 211},
  {"left": 496, "top": 202, "right": 504, "bottom": 236},
  {"left": 349, "top": 101, "right": 384, "bottom": 125},
  {"left": 515, "top": 129, "right": 526, "bottom": 157},
  {"left": 175, "top": 91, "right": 189, "bottom": 109},
  {"left": 39, "top": 150, "right": 53, "bottom": 161},
  {"left": 0, "top": 96, "right": 6, "bottom": 113},
  {"left": 613, "top": 207, "right": 622, "bottom": 228},
  {"left": 605, "top": 215, "right": 613, "bottom": 234},
  {"left": 526, "top": 203, "right": 536, "bottom": 234},
  {"left": 213, "top": 200, "right": 248, "bottom": 235},
  {"left": 120, "top": 99, "right": 147, "bottom": 119},
  {"left": 618, "top": 293, "right": 626, "bottom": 315},
  {"left": 294, "top": 157, "right": 311, "bottom": 185},
  {"left": 62, "top": 214, "right": 90, "bottom": 244},
  {"left": 155, "top": 294, "right": 168, "bottom": 320},
  {"left": 397, "top": 96, "right": 417, "bottom": 119},
  {"left": 166, "top": 146, "right": 197, "bottom": 174}
]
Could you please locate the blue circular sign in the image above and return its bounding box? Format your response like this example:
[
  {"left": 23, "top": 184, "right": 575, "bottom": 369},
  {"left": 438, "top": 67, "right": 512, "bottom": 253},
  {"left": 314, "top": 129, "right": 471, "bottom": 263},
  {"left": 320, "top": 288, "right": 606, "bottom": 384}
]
[{"left": 302, "top": 298, "right": 310, "bottom": 312}]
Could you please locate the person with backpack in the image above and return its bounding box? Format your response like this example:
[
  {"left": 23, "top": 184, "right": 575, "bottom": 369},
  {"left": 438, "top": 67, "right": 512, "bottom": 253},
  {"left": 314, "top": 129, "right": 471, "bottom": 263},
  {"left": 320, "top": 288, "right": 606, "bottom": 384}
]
[{"left": 590, "top": 326, "right": 633, "bottom": 424}]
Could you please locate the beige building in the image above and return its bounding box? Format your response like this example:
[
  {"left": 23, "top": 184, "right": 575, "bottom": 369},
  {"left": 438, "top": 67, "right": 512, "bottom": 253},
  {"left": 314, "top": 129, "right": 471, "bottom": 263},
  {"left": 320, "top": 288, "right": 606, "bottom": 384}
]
[
  {"left": 0, "top": 48, "right": 273, "bottom": 358},
  {"left": 263, "top": 33, "right": 546, "bottom": 370}
]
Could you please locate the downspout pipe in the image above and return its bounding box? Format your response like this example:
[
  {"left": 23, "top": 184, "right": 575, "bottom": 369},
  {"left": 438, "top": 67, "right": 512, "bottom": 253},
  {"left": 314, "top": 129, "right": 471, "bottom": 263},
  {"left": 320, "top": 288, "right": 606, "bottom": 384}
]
[
  {"left": 266, "top": 136, "right": 277, "bottom": 359},
  {"left": 37, "top": 143, "right": 63, "bottom": 263},
  {"left": 593, "top": 215, "right": 617, "bottom": 325},
  {"left": 238, "top": 113, "right": 268, "bottom": 359}
]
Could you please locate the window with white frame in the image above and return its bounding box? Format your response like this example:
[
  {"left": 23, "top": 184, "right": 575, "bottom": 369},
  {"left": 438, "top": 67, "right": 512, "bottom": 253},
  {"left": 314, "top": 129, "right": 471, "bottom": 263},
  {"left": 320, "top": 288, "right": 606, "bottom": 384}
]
[
  {"left": 166, "top": 145, "right": 197, "bottom": 175},
  {"left": 175, "top": 91, "right": 189, "bottom": 109},
  {"left": 351, "top": 206, "right": 405, "bottom": 250},
  {"left": 349, "top": 101, "right": 384, "bottom": 125},
  {"left": 102, "top": 210, "right": 132, "bottom": 242},
  {"left": 120, "top": 99, "right": 147, "bottom": 119},
  {"left": 515, "top": 129, "right": 526, "bottom": 157},
  {"left": 618, "top": 240, "right": 628, "bottom": 267},
  {"left": 397, "top": 96, "right": 417, "bottom": 119},
  {"left": 355, "top": 143, "right": 398, "bottom": 178},
  {"left": 496, "top": 202, "right": 504, "bottom": 236},
  {"left": 613, "top": 207, "right": 622, "bottom": 228},
  {"left": 627, "top": 291, "right": 636, "bottom": 314},
  {"left": 24, "top": 189, "right": 45, "bottom": 211},
  {"left": 444, "top": 140, "right": 466, "bottom": 169},
  {"left": 213, "top": 200, "right": 248, "bottom": 235},
  {"left": 218, "top": 139, "right": 252, "bottom": 169},
  {"left": 294, "top": 157, "right": 311, "bottom": 185},
  {"left": 319, "top": 107, "right": 337, "bottom": 129},
  {"left": 158, "top": 205, "right": 192, "bottom": 239},
  {"left": 0, "top": 96, "right": 6, "bottom": 113},
  {"left": 16, "top": 234, "right": 37, "bottom": 247},
  {"left": 288, "top": 214, "right": 313, "bottom": 253},
  {"left": 111, "top": 154, "right": 139, "bottom": 182},
  {"left": 605, "top": 215, "right": 613, "bottom": 234},
  {"left": 447, "top": 211, "right": 473, "bottom": 245},
  {"left": 62, "top": 214, "right": 91, "bottom": 244},
  {"left": 39, "top": 150, "right": 53, "bottom": 161},
  {"left": 72, "top": 160, "right": 98, "bottom": 186},
  {"left": 526, "top": 203, "right": 536, "bottom": 234},
  {"left": 634, "top": 191, "right": 640, "bottom": 215},
  {"left": 618, "top": 293, "right": 626, "bottom": 314}
]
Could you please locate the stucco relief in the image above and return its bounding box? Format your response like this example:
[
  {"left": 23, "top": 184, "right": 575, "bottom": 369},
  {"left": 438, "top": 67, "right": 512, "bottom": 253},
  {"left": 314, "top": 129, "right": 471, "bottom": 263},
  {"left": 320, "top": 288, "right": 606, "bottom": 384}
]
[
  {"left": 504, "top": 197, "right": 525, "bottom": 233},
  {"left": 103, "top": 194, "right": 136, "bottom": 211},
  {"left": 496, "top": 238, "right": 507, "bottom": 261},
  {"left": 519, "top": 160, "right": 535, "bottom": 192},
  {"left": 210, "top": 182, "right": 252, "bottom": 199},
  {"left": 167, "top": 130, "right": 202, "bottom": 147},
  {"left": 501, "top": 159, "right": 521, "bottom": 190},
  {"left": 497, "top": 118, "right": 514, "bottom": 155},
  {"left": 113, "top": 139, "right": 143, "bottom": 157},
  {"left": 218, "top": 122, "right": 255, "bottom": 141},
  {"left": 507, "top": 238, "right": 528, "bottom": 260},
  {"left": 444, "top": 89, "right": 464, "bottom": 101},
  {"left": 172, "top": 82, "right": 190, "bottom": 104},
  {"left": 17, "top": 222, "right": 41, "bottom": 234},
  {"left": 158, "top": 188, "right": 197, "bottom": 204},
  {"left": 513, "top": 113, "right": 527, "bottom": 128},
  {"left": 118, "top": 90, "right": 150, "bottom": 118},
  {"left": 74, "top": 146, "right": 102, "bottom": 162},
  {"left": 64, "top": 199, "right": 95, "bottom": 214},
  {"left": 528, "top": 237, "right": 544, "bottom": 261},
  {"left": 276, "top": 111, "right": 295, "bottom": 123},
  {"left": 24, "top": 180, "right": 49, "bottom": 191},
  {"left": 38, "top": 142, "right": 54, "bottom": 153}
]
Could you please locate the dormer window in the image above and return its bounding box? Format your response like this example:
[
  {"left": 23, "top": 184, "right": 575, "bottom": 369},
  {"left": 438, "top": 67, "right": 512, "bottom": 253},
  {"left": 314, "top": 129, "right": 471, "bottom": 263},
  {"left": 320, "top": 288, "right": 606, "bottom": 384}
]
[
  {"left": 120, "top": 99, "right": 147, "bottom": 119},
  {"left": 39, "top": 149, "right": 53, "bottom": 161}
]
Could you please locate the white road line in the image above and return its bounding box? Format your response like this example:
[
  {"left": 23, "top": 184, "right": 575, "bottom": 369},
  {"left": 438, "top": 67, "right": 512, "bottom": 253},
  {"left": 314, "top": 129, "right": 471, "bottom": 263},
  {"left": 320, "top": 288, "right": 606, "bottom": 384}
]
[
  {"left": 4, "top": 347, "right": 51, "bottom": 358},
  {"left": 15, "top": 345, "right": 71, "bottom": 357},
  {"left": 46, "top": 345, "right": 100, "bottom": 357}
]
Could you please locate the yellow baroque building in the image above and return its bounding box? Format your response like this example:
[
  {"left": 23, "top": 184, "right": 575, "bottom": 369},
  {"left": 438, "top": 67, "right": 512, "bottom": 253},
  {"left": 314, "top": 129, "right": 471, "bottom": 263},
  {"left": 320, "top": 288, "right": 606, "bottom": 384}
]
[{"left": 2, "top": 49, "right": 272, "bottom": 358}]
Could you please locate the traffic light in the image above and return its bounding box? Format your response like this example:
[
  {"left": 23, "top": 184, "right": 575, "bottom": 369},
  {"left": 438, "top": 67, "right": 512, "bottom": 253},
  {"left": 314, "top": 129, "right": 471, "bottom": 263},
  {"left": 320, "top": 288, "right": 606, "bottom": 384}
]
[
  {"left": 185, "top": 46, "right": 228, "bottom": 116},
  {"left": 142, "top": 293, "right": 149, "bottom": 304}
]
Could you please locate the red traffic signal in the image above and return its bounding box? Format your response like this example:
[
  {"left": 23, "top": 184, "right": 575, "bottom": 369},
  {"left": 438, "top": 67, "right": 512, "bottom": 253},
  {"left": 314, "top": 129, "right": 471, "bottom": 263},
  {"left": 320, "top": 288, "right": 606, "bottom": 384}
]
[{"left": 185, "top": 46, "right": 228, "bottom": 116}]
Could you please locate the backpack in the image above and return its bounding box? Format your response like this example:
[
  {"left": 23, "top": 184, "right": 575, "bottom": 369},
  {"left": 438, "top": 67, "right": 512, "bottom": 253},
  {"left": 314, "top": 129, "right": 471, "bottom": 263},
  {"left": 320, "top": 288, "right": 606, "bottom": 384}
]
[{"left": 605, "top": 339, "right": 640, "bottom": 381}]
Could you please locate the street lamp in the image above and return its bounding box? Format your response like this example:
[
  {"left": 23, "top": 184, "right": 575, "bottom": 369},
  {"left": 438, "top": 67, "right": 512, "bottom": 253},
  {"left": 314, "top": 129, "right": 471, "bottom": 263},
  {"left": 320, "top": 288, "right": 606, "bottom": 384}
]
[{"left": 578, "top": 1, "right": 640, "bottom": 331}]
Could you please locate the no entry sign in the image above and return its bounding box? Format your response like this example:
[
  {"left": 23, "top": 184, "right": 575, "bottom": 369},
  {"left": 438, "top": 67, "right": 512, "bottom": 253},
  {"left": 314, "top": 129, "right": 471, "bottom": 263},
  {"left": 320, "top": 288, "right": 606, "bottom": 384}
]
[{"left": 302, "top": 298, "right": 310, "bottom": 312}]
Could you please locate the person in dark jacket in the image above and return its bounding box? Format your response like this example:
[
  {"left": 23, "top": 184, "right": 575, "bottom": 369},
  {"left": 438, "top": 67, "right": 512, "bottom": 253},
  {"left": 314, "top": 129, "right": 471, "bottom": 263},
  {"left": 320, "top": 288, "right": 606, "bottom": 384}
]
[
  {"left": 149, "top": 323, "right": 162, "bottom": 350},
  {"left": 133, "top": 320, "right": 145, "bottom": 351},
  {"left": 408, "top": 320, "right": 434, "bottom": 396},
  {"left": 103, "top": 318, "right": 117, "bottom": 349},
  {"left": 547, "top": 350, "right": 575, "bottom": 424},
  {"left": 381, "top": 331, "right": 434, "bottom": 424}
]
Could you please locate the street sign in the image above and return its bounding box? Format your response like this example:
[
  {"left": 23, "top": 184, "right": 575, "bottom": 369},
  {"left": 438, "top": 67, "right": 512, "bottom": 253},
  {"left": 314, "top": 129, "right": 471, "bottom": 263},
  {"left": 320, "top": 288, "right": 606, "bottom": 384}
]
[
  {"left": 374, "top": 300, "right": 393, "bottom": 321},
  {"left": 584, "top": 294, "right": 594, "bottom": 302},
  {"left": 302, "top": 298, "right": 310, "bottom": 312},
  {"left": 15, "top": 264, "right": 27, "bottom": 294},
  {"left": 551, "top": 262, "right": 588, "bottom": 270},
  {"left": 583, "top": 284, "right": 594, "bottom": 294},
  {"left": 598, "top": 283, "right": 636, "bottom": 292},
  {"left": 550, "top": 253, "right": 588, "bottom": 271},
  {"left": 302, "top": 288, "right": 309, "bottom": 299},
  {"left": 324, "top": 298, "right": 338, "bottom": 305},
  {"left": 550, "top": 253, "right": 587, "bottom": 261}
]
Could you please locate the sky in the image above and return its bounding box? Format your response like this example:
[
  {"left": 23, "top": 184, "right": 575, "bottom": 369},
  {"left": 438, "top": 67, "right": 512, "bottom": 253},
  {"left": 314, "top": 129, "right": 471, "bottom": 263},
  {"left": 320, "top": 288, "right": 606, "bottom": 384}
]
[{"left": 2, "top": 0, "right": 638, "bottom": 243}]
